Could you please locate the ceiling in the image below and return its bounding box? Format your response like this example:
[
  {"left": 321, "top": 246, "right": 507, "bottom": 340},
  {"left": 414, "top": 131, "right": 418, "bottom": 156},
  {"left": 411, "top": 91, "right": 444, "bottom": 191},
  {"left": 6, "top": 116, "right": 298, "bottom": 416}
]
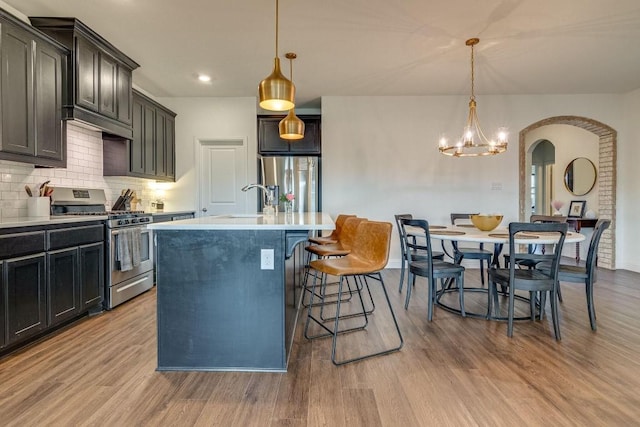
[{"left": 5, "top": 0, "right": 640, "bottom": 108}]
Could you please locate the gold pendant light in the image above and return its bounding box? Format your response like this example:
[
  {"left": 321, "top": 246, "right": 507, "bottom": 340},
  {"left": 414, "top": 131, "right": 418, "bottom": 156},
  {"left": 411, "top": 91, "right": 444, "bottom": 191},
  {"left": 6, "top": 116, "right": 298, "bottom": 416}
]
[
  {"left": 438, "top": 38, "right": 508, "bottom": 157},
  {"left": 279, "top": 53, "right": 305, "bottom": 140},
  {"left": 259, "top": 0, "right": 295, "bottom": 111}
]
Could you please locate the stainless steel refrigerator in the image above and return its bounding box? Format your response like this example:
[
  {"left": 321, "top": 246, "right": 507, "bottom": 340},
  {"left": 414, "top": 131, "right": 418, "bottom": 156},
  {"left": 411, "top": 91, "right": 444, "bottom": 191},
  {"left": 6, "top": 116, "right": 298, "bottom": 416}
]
[{"left": 260, "top": 156, "right": 321, "bottom": 212}]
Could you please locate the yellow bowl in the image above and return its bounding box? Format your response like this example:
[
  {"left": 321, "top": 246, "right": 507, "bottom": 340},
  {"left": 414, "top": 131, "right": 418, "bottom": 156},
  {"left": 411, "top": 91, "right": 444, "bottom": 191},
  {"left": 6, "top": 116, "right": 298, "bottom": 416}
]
[{"left": 470, "top": 214, "right": 503, "bottom": 231}]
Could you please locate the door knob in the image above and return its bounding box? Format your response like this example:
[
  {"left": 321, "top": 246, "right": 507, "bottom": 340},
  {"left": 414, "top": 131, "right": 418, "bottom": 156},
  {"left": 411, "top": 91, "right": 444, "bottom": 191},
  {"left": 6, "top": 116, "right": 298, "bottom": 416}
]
[{"left": 202, "top": 208, "right": 208, "bottom": 212}]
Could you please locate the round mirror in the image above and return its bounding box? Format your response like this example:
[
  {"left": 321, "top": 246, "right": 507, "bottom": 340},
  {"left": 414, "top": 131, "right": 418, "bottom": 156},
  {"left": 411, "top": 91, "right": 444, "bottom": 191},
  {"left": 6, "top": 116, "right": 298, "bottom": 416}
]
[{"left": 564, "top": 157, "right": 597, "bottom": 196}]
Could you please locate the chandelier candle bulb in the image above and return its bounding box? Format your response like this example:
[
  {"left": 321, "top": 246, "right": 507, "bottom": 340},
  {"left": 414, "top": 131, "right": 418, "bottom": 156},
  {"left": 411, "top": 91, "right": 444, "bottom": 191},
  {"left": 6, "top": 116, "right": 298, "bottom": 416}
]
[{"left": 439, "top": 135, "right": 447, "bottom": 147}]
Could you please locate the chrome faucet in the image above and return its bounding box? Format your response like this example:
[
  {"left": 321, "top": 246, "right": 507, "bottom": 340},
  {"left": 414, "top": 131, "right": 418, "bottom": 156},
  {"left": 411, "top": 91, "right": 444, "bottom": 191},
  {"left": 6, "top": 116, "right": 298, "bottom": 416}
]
[{"left": 241, "top": 184, "right": 274, "bottom": 207}]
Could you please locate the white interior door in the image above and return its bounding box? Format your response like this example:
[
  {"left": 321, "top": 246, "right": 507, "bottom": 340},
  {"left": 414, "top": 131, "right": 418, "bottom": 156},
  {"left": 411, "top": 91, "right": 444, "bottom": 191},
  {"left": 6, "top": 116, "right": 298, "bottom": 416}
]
[{"left": 197, "top": 140, "right": 247, "bottom": 216}]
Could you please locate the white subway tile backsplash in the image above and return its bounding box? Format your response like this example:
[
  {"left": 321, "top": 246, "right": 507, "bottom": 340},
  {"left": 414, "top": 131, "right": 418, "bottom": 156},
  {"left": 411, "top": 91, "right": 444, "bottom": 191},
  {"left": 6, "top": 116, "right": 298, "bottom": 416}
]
[{"left": 0, "top": 122, "right": 161, "bottom": 220}]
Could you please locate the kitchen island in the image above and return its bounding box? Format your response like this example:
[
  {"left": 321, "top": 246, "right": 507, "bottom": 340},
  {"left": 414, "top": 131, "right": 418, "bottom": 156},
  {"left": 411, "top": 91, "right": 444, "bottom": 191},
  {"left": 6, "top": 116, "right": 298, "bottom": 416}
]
[{"left": 149, "top": 212, "right": 334, "bottom": 372}]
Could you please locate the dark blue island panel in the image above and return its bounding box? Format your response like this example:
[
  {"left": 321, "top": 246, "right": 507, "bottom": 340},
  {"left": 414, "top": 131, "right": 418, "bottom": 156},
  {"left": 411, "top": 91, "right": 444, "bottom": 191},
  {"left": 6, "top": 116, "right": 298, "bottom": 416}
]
[{"left": 155, "top": 229, "right": 306, "bottom": 371}]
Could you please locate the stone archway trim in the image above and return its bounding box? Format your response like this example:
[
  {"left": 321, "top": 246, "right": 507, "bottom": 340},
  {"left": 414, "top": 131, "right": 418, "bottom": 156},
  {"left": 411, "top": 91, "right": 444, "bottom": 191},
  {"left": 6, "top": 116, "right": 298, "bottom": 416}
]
[{"left": 519, "top": 115, "right": 616, "bottom": 269}]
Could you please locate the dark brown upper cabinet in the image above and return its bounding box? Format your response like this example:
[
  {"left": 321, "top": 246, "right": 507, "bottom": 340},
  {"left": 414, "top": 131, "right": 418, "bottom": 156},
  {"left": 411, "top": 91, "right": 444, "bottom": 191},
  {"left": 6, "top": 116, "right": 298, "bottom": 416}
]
[
  {"left": 29, "top": 17, "right": 139, "bottom": 139},
  {"left": 103, "top": 90, "right": 176, "bottom": 182},
  {"left": 258, "top": 115, "right": 321, "bottom": 156},
  {"left": 0, "top": 9, "right": 68, "bottom": 167}
]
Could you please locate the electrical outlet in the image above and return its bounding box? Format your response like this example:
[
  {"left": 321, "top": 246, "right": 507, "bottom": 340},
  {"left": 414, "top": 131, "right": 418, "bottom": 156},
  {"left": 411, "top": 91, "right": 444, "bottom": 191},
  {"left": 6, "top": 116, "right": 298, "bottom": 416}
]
[{"left": 261, "top": 249, "right": 274, "bottom": 270}]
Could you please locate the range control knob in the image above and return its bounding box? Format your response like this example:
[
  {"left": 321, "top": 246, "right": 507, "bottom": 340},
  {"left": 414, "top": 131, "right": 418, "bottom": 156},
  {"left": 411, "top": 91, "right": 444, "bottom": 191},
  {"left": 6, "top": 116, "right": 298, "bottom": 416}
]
[
  {"left": 118, "top": 219, "right": 129, "bottom": 225},
  {"left": 131, "top": 218, "right": 139, "bottom": 223}
]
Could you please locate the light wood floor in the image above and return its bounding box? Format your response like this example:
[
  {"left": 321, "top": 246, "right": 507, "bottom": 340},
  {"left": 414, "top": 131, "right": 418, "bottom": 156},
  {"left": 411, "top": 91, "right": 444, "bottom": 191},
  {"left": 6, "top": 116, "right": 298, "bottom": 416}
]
[{"left": 2, "top": 266, "right": 640, "bottom": 426}]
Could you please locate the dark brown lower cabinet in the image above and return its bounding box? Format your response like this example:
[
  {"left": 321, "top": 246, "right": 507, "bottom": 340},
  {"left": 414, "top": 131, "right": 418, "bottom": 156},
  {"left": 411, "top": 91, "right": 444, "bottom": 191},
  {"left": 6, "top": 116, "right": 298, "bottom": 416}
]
[
  {"left": 1, "top": 222, "right": 104, "bottom": 352},
  {"left": 47, "top": 248, "right": 80, "bottom": 326},
  {"left": 80, "top": 242, "right": 104, "bottom": 310},
  {"left": 47, "top": 242, "right": 104, "bottom": 327},
  {"left": 5, "top": 254, "right": 47, "bottom": 345},
  {"left": 0, "top": 261, "right": 4, "bottom": 348}
]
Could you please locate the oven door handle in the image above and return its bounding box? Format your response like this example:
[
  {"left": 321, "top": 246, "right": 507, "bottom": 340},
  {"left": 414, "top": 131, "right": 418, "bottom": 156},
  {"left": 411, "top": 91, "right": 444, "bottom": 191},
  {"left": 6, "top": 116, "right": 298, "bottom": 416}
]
[
  {"left": 110, "top": 227, "right": 148, "bottom": 235},
  {"left": 116, "top": 276, "right": 151, "bottom": 293}
]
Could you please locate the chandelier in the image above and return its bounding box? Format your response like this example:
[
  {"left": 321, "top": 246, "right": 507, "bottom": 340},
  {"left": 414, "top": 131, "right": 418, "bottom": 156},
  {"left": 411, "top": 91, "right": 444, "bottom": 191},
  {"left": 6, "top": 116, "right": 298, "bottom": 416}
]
[
  {"left": 438, "top": 38, "right": 508, "bottom": 157},
  {"left": 258, "top": 0, "right": 295, "bottom": 111}
]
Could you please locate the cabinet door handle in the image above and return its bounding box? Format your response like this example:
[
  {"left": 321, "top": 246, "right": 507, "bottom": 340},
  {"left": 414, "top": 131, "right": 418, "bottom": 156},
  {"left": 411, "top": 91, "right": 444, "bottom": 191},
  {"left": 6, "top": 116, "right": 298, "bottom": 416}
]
[{"left": 202, "top": 208, "right": 208, "bottom": 212}]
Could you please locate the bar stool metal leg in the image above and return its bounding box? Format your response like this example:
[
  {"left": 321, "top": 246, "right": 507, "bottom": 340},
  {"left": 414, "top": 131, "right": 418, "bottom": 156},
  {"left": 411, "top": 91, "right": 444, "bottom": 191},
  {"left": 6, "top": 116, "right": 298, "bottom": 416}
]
[{"left": 331, "top": 272, "right": 403, "bottom": 366}]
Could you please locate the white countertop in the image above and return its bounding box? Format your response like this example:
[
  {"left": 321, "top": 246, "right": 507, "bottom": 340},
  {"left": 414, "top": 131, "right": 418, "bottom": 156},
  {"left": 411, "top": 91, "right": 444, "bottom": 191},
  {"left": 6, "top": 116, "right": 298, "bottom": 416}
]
[
  {"left": 148, "top": 212, "right": 335, "bottom": 231},
  {"left": 0, "top": 215, "right": 108, "bottom": 229}
]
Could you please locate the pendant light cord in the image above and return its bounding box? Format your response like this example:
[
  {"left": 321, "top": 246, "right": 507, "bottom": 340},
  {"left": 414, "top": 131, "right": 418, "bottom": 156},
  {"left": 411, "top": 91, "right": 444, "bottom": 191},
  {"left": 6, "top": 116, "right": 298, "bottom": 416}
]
[
  {"left": 275, "top": 0, "right": 279, "bottom": 58},
  {"left": 470, "top": 42, "right": 475, "bottom": 101},
  {"left": 289, "top": 57, "right": 293, "bottom": 81}
]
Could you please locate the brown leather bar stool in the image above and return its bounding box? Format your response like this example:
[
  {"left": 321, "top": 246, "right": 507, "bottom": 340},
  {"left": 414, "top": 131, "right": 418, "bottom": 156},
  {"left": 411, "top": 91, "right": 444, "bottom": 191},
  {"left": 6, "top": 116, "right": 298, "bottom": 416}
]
[
  {"left": 302, "top": 214, "right": 356, "bottom": 303},
  {"left": 308, "top": 214, "right": 355, "bottom": 245},
  {"left": 304, "top": 220, "right": 403, "bottom": 365},
  {"left": 305, "top": 217, "right": 367, "bottom": 258},
  {"left": 302, "top": 217, "right": 368, "bottom": 309}
]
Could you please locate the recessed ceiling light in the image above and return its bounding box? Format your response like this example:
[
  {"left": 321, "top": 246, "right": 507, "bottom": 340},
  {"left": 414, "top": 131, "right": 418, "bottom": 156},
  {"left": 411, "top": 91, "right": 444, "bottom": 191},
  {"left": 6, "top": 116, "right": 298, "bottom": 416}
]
[{"left": 198, "top": 74, "right": 211, "bottom": 82}]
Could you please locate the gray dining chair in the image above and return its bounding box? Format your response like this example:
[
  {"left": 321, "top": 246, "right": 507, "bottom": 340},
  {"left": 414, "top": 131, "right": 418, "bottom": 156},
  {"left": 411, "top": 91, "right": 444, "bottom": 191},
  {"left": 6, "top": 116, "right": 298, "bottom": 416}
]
[
  {"left": 401, "top": 218, "right": 466, "bottom": 320},
  {"left": 444, "top": 213, "right": 493, "bottom": 285},
  {"left": 503, "top": 214, "right": 567, "bottom": 269},
  {"left": 488, "top": 222, "right": 568, "bottom": 339},
  {"left": 394, "top": 214, "right": 444, "bottom": 293},
  {"left": 537, "top": 219, "right": 611, "bottom": 330}
]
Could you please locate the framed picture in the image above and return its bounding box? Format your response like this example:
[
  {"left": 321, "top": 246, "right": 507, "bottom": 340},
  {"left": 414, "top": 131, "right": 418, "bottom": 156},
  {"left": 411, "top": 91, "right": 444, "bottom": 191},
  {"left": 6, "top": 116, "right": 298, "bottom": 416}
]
[{"left": 568, "top": 200, "right": 586, "bottom": 218}]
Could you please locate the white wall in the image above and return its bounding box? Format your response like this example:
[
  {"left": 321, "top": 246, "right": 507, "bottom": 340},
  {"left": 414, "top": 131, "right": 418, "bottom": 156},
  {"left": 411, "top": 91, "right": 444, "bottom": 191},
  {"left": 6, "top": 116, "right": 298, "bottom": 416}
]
[
  {"left": 321, "top": 94, "right": 631, "bottom": 269},
  {"left": 621, "top": 89, "right": 640, "bottom": 271},
  {"left": 155, "top": 97, "right": 257, "bottom": 214}
]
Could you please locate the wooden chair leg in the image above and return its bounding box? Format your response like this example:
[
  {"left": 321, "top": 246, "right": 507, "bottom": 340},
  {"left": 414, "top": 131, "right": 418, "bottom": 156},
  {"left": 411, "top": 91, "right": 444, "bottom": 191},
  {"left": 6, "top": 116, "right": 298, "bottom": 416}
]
[
  {"left": 586, "top": 279, "right": 597, "bottom": 331},
  {"left": 487, "top": 280, "right": 494, "bottom": 318},
  {"left": 458, "top": 274, "right": 466, "bottom": 317},
  {"left": 557, "top": 282, "right": 563, "bottom": 303},
  {"left": 507, "top": 289, "right": 515, "bottom": 337},
  {"left": 487, "top": 279, "right": 501, "bottom": 319},
  {"left": 538, "top": 291, "right": 547, "bottom": 320},
  {"left": 529, "top": 291, "right": 537, "bottom": 321},
  {"left": 427, "top": 275, "right": 434, "bottom": 321},
  {"left": 550, "top": 289, "right": 561, "bottom": 340},
  {"left": 404, "top": 272, "right": 415, "bottom": 309},
  {"left": 398, "top": 256, "right": 406, "bottom": 293}
]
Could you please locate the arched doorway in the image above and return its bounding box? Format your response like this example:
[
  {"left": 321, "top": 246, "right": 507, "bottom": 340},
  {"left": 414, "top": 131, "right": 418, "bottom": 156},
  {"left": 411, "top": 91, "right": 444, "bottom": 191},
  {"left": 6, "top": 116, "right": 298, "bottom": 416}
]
[
  {"left": 530, "top": 139, "right": 556, "bottom": 216},
  {"left": 519, "top": 116, "right": 616, "bottom": 269}
]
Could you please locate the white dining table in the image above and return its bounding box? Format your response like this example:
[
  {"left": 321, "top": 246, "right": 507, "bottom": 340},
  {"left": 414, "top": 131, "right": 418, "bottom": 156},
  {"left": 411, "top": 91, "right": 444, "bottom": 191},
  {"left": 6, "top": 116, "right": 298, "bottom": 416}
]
[
  {"left": 421, "top": 224, "right": 585, "bottom": 245},
  {"left": 408, "top": 224, "right": 585, "bottom": 263}
]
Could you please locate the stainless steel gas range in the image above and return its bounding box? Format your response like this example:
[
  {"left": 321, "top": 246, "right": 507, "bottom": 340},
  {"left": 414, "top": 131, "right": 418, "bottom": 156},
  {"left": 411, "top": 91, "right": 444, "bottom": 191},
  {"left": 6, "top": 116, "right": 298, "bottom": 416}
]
[{"left": 51, "top": 187, "right": 154, "bottom": 310}]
